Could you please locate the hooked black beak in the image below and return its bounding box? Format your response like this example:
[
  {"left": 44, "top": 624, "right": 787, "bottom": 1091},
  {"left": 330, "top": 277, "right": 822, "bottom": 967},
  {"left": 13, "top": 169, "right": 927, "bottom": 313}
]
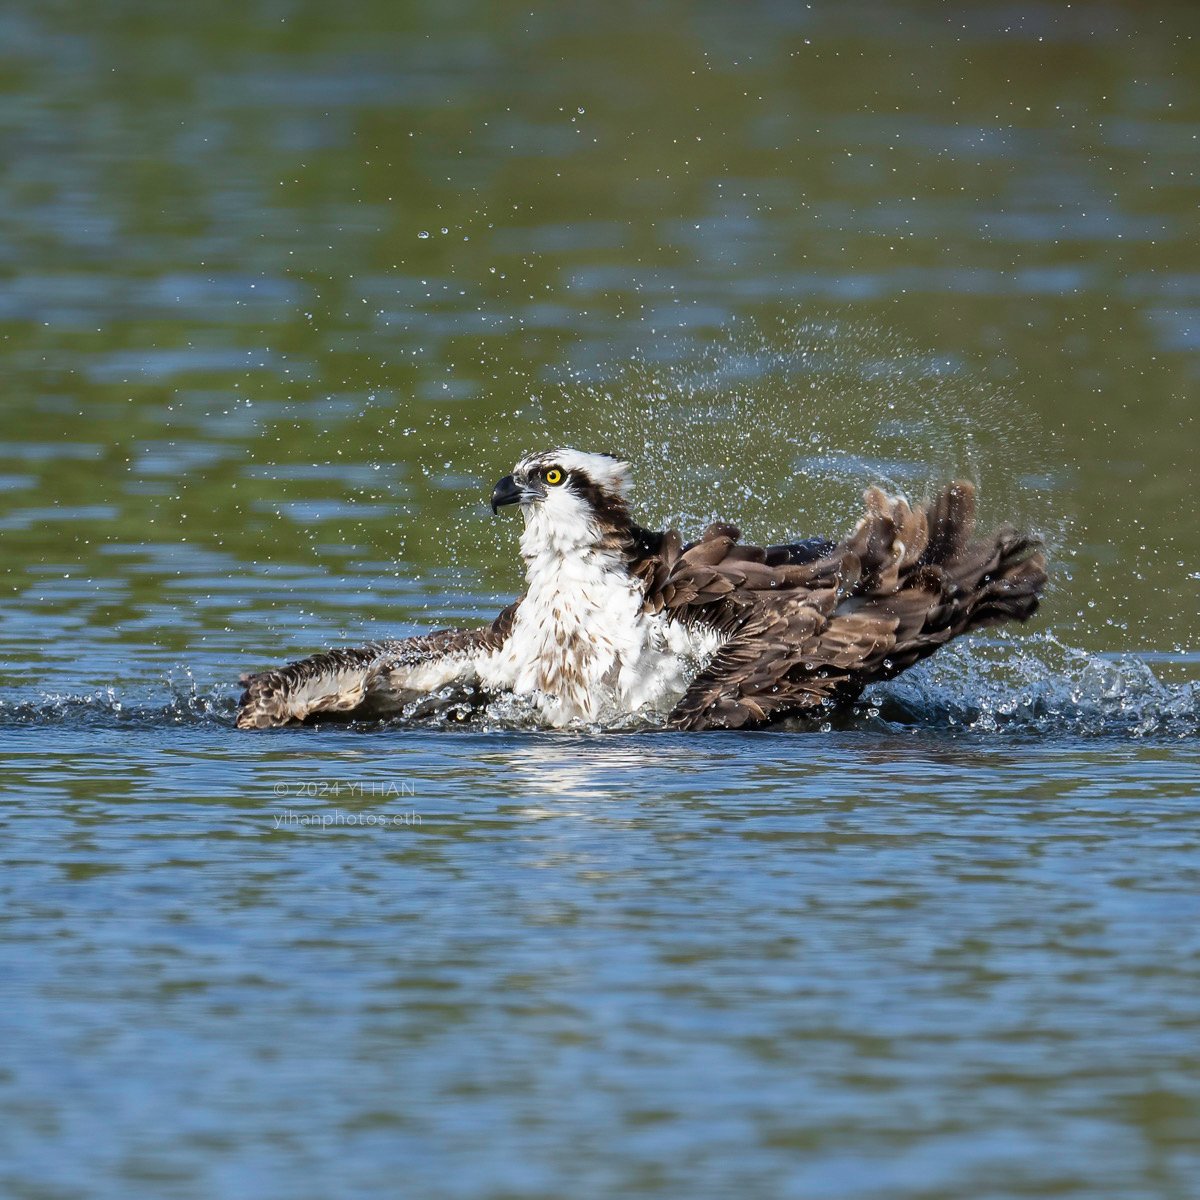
[{"left": 490, "top": 474, "right": 524, "bottom": 514}]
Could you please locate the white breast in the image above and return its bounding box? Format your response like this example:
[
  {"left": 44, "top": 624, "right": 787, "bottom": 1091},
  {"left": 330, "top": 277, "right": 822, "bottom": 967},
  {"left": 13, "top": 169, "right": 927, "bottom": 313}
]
[{"left": 479, "top": 546, "right": 719, "bottom": 727}]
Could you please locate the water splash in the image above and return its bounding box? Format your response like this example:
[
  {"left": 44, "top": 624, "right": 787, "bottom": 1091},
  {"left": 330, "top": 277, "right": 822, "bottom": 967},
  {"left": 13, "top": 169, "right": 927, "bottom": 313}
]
[
  {"left": 1, "top": 639, "right": 1194, "bottom": 740},
  {"left": 534, "top": 317, "right": 1063, "bottom": 548},
  {"left": 0, "top": 683, "right": 236, "bottom": 730},
  {"left": 870, "top": 634, "right": 1199, "bottom": 740},
  {"left": 361, "top": 315, "right": 1066, "bottom": 580}
]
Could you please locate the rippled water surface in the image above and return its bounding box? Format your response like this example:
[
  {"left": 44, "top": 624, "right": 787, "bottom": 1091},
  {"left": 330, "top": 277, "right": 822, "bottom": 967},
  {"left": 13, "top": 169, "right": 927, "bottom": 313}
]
[{"left": 2, "top": 2, "right": 1199, "bottom": 1197}]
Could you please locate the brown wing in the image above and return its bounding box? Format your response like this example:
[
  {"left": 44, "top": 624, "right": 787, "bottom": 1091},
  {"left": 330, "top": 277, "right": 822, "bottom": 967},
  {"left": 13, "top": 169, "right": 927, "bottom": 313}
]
[
  {"left": 235, "top": 600, "right": 520, "bottom": 729},
  {"left": 646, "top": 483, "right": 1046, "bottom": 731}
]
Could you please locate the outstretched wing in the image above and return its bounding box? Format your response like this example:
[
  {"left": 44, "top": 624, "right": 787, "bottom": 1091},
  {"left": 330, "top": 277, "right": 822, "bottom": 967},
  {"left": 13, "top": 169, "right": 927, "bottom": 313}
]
[
  {"left": 643, "top": 483, "right": 1045, "bottom": 731},
  {"left": 235, "top": 600, "right": 520, "bottom": 729}
]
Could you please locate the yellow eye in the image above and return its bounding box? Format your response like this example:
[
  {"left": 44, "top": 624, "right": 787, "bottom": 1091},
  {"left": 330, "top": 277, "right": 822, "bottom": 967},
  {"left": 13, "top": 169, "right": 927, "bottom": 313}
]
[{"left": 544, "top": 467, "right": 564, "bottom": 486}]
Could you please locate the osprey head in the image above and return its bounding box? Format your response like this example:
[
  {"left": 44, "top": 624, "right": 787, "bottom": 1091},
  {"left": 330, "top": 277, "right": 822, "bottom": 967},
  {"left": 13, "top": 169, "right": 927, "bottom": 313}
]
[{"left": 491, "top": 449, "right": 632, "bottom": 551}]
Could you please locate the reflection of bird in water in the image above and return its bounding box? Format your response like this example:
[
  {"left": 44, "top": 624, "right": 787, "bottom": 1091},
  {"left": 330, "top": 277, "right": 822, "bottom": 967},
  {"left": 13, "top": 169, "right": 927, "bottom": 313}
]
[
  {"left": 238, "top": 449, "right": 1046, "bottom": 731},
  {"left": 483, "top": 737, "right": 687, "bottom": 805}
]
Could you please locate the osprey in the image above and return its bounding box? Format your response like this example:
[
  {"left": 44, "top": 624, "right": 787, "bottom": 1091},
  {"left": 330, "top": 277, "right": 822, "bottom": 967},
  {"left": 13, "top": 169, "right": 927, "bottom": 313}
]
[{"left": 236, "top": 448, "right": 1047, "bottom": 731}]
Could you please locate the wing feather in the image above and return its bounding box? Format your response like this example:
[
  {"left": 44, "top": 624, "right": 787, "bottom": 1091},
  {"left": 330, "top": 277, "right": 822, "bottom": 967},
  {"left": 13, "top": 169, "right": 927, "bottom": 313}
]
[
  {"left": 236, "top": 600, "right": 520, "bottom": 729},
  {"left": 651, "top": 481, "right": 1046, "bottom": 731}
]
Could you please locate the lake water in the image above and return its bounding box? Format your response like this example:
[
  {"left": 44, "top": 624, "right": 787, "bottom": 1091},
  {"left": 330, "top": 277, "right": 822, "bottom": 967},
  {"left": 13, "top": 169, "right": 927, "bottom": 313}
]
[{"left": 1, "top": 3, "right": 1198, "bottom": 1197}]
